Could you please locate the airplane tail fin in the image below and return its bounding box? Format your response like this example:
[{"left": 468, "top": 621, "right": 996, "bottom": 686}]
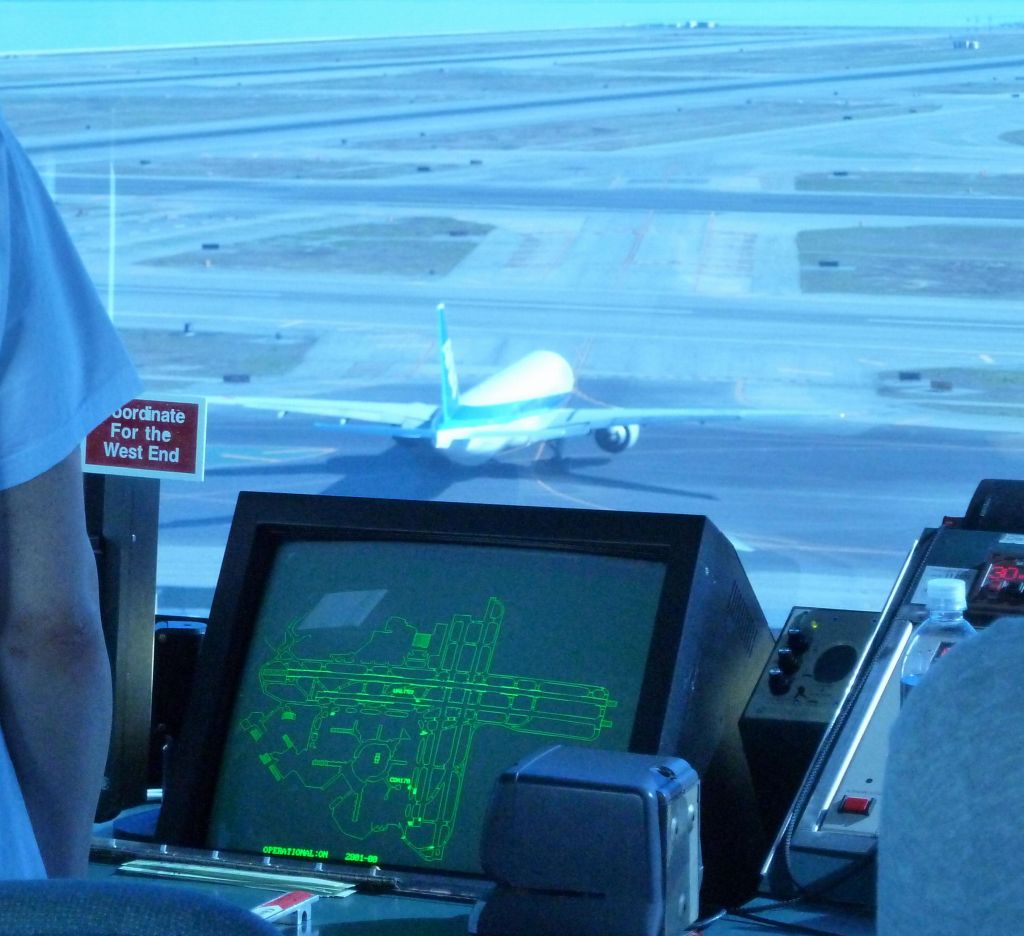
[{"left": 438, "top": 302, "right": 460, "bottom": 420}]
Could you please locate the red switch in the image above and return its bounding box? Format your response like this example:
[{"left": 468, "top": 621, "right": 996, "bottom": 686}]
[{"left": 838, "top": 795, "right": 874, "bottom": 816}]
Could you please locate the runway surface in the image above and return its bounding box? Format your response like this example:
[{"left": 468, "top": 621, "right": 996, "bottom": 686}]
[{"left": 6, "top": 23, "right": 1024, "bottom": 627}]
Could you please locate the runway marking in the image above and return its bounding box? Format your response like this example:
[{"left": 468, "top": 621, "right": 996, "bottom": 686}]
[
  {"left": 621, "top": 211, "right": 654, "bottom": 268},
  {"left": 121, "top": 307, "right": 705, "bottom": 338},
  {"left": 212, "top": 446, "right": 337, "bottom": 465},
  {"left": 531, "top": 469, "right": 607, "bottom": 510},
  {"left": 119, "top": 309, "right": 384, "bottom": 332},
  {"left": 262, "top": 446, "right": 336, "bottom": 457},
  {"left": 572, "top": 388, "right": 612, "bottom": 406},
  {"left": 693, "top": 211, "right": 717, "bottom": 294},
  {"left": 739, "top": 534, "right": 907, "bottom": 559},
  {"left": 121, "top": 310, "right": 298, "bottom": 327},
  {"left": 777, "top": 366, "right": 834, "bottom": 378},
  {"left": 400, "top": 332, "right": 439, "bottom": 379},
  {"left": 567, "top": 337, "right": 615, "bottom": 407},
  {"left": 866, "top": 317, "right": 983, "bottom": 329},
  {"left": 217, "top": 452, "right": 283, "bottom": 464},
  {"left": 552, "top": 229, "right": 580, "bottom": 269},
  {"left": 911, "top": 398, "right": 1024, "bottom": 410}
]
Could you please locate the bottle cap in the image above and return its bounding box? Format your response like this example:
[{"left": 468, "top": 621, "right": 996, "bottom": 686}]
[{"left": 926, "top": 577, "right": 967, "bottom": 612}]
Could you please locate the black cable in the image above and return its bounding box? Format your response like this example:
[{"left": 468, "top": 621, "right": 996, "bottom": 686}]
[
  {"left": 728, "top": 906, "right": 866, "bottom": 936},
  {"left": 759, "top": 844, "right": 877, "bottom": 911},
  {"left": 686, "top": 907, "right": 727, "bottom": 932},
  {"left": 685, "top": 844, "right": 874, "bottom": 936}
]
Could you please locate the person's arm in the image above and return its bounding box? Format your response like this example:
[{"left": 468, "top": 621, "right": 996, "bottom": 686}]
[{"left": 0, "top": 450, "right": 112, "bottom": 877}]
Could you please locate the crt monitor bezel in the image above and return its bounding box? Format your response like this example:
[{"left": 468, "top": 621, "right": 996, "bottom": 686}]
[{"left": 157, "top": 492, "right": 709, "bottom": 872}]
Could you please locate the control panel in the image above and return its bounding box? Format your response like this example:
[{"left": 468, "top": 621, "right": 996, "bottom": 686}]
[
  {"left": 770, "top": 513, "right": 1024, "bottom": 904},
  {"left": 745, "top": 608, "right": 879, "bottom": 722},
  {"left": 970, "top": 554, "right": 1024, "bottom": 615},
  {"left": 741, "top": 608, "right": 879, "bottom": 858}
]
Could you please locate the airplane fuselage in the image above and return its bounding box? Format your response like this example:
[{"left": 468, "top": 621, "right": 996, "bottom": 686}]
[{"left": 431, "top": 350, "right": 575, "bottom": 463}]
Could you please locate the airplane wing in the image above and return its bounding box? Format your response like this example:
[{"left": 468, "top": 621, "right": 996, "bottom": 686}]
[
  {"left": 558, "top": 405, "right": 807, "bottom": 432},
  {"left": 431, "top": 405, "right": 803, "bottom": 444},
  {"left": 205, "top": 395, "right": 438, "bottom": 437}
]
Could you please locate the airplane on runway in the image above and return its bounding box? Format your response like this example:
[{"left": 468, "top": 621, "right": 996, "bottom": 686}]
[{"left": 207, "top": 303, "right": 798, "bottom": 465}]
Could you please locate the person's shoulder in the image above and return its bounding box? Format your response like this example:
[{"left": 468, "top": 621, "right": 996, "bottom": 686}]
[
  {"left": 0, "top": 110, "right": 19, "bottom": 176},
  {"left": 897, "top": 618, "right": 1024, "bottom": 735},
  {"left": 945, "top": 617, "right": 1023, "bottom": 673}
]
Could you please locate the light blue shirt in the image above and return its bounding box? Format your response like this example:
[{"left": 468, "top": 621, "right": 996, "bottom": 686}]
[
  {"left": 0, "top": 113, "right": 141, "bottom": 876},
  {"left": 0, "top": 113, "right": 141, "bottom": 491},
  {"left": 0, "top": 725, "right": 45, "bottom": 878}
]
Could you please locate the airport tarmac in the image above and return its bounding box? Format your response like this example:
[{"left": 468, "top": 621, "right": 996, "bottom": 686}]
[
  {"left": 153, "top": 399, "right": 1024, "bottom": 630},
  {"left": 5, "top": 23, "right": 1024, "bottom": 626}
]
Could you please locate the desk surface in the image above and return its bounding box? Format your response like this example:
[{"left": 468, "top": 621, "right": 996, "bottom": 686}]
[
  {"left": 90, "top": 859, "right": 472, "bottom": 934},
  {"left": 89, "top": 856, "right": 874, "bottom": 936}
]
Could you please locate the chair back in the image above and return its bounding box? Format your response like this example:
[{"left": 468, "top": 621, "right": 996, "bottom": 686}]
[{"left": 0, "top": 878, "right": 280, "bottom": 936}]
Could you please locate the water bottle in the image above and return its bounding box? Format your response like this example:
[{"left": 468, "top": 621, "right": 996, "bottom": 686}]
[{"left": 900, "top": 578, "right": 976, "bottom": 703}]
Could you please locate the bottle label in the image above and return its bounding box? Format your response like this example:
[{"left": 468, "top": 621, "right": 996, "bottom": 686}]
[{"left": 930, "top": 641, "right": 956, "bottom": 665}]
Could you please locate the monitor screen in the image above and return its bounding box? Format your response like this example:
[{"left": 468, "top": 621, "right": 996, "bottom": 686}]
[
  {"left": 158, "top": 493, "right": 772, "bottom": 903},
  {"left": 205, "top": 537, "right": 665, "bottom": 874}
]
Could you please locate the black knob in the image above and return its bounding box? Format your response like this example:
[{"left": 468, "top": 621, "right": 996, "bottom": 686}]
[
  {"left": 787, "top": 626, "right": 812, "bottom": 654},
  {"left": 768, "top": 667, "right": 791, "bottom": 695},
  {"left": 776, "top": 646, "right": 800, "bottom": 675}
]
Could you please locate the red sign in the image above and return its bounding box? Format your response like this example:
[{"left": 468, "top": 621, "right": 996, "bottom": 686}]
[{"left": 84, "top": 397, "right": 207, "bottom": 481}]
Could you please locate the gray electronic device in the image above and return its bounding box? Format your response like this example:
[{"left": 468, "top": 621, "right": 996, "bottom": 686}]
[{"left": 471, "top": 745, "right": 701, "bottom": 936}]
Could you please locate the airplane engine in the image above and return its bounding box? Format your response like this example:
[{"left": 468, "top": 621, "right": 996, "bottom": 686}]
[{"left": 594, "top": 424, "right": 640, "bottom": 453}]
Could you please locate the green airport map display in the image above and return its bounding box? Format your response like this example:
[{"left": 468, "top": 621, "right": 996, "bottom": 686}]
[{"left": 207, "top": 539, "right": 664, "bottom": 873}]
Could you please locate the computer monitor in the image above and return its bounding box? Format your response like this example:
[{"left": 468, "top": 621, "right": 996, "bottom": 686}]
[{"left": 158, "top": 493, "right": 773, "bottom": 906}]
